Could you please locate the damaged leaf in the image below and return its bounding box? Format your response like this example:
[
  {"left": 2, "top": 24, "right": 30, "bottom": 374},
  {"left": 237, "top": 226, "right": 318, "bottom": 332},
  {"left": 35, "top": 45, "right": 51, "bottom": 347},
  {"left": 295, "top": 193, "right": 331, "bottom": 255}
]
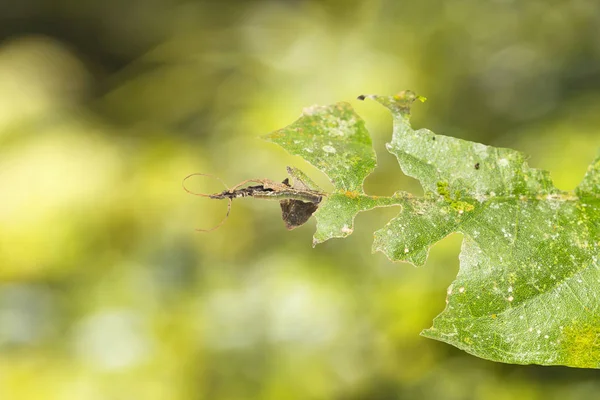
[
  {"left": 263, "top": 102, "right": 406, "bottom": 244},
  {"left": 259, "top": 91, "right": 600, "bottom": 369},
  {"left": 364, "top": 92, "right": 600, "bottom": 369},
  {"left": 189, "top": 90, "right": 600, "bottom": 369}
]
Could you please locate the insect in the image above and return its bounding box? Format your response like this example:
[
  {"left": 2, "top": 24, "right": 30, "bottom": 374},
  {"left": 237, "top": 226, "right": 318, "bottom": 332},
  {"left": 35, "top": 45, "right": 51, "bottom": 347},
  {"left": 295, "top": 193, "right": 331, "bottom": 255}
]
[
  {"left": 279, "top": 167, "right": 323, "bottom": 229},
  {"left": 183, "top": 167, "right": 325, "bottom": 231},
  {"left": 474, "top": 162, "right": 480, "bottom": 170}
]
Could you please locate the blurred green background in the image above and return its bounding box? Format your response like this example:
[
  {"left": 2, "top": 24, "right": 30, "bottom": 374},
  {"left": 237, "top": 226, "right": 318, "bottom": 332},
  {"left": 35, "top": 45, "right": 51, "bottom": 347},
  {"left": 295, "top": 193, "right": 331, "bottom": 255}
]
[{"left": 2, "top": 0, "right": 600, "bottom": 399}]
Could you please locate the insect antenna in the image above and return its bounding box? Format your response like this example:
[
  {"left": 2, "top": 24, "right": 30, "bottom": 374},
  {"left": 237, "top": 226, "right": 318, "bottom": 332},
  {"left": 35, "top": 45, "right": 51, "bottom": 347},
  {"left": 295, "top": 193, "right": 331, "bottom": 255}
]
[{"left": 182, "top": 173, "right": 232, "bottom": 232}]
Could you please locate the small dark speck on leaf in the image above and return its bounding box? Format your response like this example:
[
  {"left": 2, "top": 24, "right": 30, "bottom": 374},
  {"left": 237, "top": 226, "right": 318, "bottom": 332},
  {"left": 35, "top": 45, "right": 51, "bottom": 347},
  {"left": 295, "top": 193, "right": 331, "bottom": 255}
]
[
  {"left": 357, "top": 95, "right": 366, "bottom": 100},
  {"left": 475, "top": 163, "right": 480, "bottom": 170},
  {"left": 432, "top": 137, "right": 436, "bottom": 141}
]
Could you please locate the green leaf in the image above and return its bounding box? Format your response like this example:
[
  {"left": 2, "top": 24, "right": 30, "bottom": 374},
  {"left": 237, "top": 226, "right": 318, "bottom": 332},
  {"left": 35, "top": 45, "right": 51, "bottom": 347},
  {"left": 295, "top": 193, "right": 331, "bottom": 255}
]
[
  {"left": 263, "top": 102, "right": 376, "bottom": 193},
  {"left": 576, "top": 154, "right": 600, "bottom": 199},
  {"left": 312, "top": 193, "right": 405, "bottom": 246},
  {"left": 263, "top": 102, "right": 405, "bottom": 245},
  {"left": 262, "top": 90, "right": 600, "bottom": 368},
  {"left": 370, "top": 91, "right": 600, "bottom": 368}
]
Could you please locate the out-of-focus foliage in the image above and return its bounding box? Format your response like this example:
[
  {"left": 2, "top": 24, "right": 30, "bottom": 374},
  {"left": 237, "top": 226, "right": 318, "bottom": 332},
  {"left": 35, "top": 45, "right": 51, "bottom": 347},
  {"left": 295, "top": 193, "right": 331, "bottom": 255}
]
[{"left": 2, "top": 0, "right": 600, "bottom": 398}]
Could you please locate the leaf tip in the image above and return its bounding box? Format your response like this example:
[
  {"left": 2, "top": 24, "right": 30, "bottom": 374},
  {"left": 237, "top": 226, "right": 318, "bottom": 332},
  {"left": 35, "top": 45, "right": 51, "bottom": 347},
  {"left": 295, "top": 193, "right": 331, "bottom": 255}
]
[
  {"left": 358, "top": 90, "right": 425, "bottom": 118},
  {"left": 419, "top": 328, "right": 435, "bottom": 339}
]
